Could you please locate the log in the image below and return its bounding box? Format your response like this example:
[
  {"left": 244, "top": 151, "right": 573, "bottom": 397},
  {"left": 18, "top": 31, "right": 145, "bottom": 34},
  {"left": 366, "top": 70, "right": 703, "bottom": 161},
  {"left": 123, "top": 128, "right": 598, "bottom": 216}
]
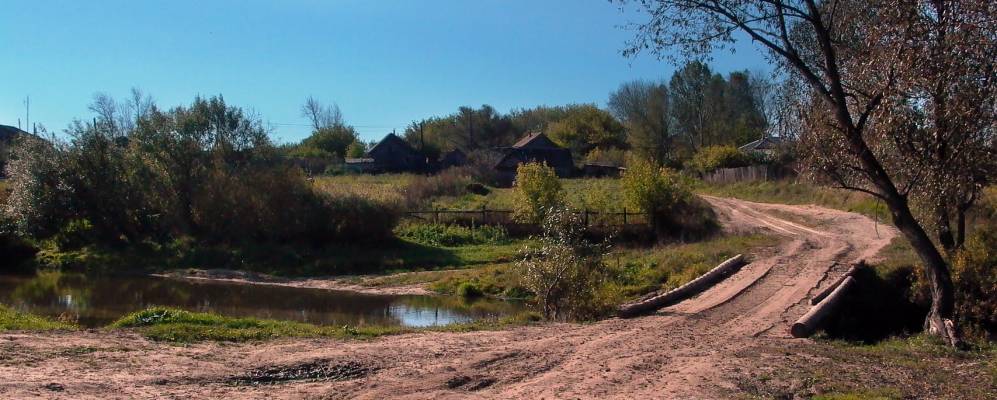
[
  {"left": 617, "top": 254, "right": 745, "bottom": 318},
  {"left": 790, "top": 276, "right": 856, "bottom": 338},
  {"left": 809, "top": 263, "right": 861, "bottom": 305}
]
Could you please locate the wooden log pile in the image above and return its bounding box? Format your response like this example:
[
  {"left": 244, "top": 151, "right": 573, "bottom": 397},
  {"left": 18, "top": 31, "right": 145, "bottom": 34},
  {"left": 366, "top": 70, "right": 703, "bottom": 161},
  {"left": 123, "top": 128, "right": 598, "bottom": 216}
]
[{"left": 790, "top": 261, "right": 865, "bottom": 338}]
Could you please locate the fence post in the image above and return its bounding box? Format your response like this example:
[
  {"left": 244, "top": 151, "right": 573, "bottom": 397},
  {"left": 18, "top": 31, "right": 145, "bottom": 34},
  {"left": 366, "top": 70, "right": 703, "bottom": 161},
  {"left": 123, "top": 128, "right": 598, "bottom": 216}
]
[
  {"left": 435, "top": 207, "right": 440, "bottom": 224},
  {"left": 584, "top": 209, "right": 589, "bottom": 227},
  {"left": 623, "top": 208, "right": 627, "bottom": 225},
  {"left": 482, "top": 205, "right": 487, "bottom": 225}
]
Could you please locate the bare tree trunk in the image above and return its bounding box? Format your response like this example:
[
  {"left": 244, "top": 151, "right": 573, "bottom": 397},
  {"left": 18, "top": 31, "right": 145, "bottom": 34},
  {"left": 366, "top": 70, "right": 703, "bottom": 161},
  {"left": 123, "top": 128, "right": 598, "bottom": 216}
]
[
  {"left": 886, "top": 192, "right": 961, "bottom": 346},
  {"left": 936, "top": 205, "right": 956, "bottom": 253},
  {"left": 955, "top": 202, "right": 969, "bottom": 249}
]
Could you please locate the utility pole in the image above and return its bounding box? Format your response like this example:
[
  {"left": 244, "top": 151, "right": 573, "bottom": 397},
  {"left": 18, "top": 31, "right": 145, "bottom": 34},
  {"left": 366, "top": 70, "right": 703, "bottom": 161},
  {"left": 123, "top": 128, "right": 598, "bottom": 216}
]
[{"left": 419, "top": 121, "right": 425, "bottom": 153}]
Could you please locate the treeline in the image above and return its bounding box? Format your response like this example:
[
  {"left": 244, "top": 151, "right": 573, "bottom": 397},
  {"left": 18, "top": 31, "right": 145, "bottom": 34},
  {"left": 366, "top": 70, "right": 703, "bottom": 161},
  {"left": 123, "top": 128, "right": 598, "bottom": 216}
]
[
  {"left": 395, "top": 61, "right": 771, "bottom": 168},
  {"left": 282, "top": 61, "right": 776, "bottom": 171},
  {"left": 1, "top": 93, "right": 398, "bottom": 260}
]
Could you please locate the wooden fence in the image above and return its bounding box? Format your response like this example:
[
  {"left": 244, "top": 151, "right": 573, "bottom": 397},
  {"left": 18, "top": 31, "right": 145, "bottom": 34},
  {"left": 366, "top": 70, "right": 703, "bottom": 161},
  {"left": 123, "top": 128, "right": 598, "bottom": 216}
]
[
  {"left": 702, "top": 164, "right": 791, "bottom": 184},
  {"left": 404, "top": 207, "right": 650, "bottom": 227}
]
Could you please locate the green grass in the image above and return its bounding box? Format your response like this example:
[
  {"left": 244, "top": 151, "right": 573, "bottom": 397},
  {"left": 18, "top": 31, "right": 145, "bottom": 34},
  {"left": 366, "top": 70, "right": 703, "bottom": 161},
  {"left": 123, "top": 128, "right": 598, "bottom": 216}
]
[
  {"left": 109, "top": 306, "right": 539, "bottom": 343},
  {"left": 695, "top": 179, "right": 889, "bottom": 221},
  {"left": 0, "top": 304, "right": 76, "bottom": 331},
  {"left": 427, "top": 233, "right": 780, "bottom": 306},
  {"left": 606, "top": 233, "right": 780, "bottom": 300}
]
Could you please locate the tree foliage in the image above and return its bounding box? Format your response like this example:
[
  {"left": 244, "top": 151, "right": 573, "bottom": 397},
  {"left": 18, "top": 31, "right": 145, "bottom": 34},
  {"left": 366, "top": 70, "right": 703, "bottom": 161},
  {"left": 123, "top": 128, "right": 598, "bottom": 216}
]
[
  {"left": 615, "top": 0, "right": 995, "bottom": 345},
  {"left": 512, "top": 162, "right": 565, "bottom": 223},
  {"left": 515, "top": 206, "right": 610, "bottom": 320}
]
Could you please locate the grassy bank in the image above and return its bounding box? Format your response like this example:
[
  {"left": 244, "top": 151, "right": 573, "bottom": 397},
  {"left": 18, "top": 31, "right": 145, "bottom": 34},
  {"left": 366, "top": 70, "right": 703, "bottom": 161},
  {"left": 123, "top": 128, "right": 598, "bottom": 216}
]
[
  {"left": 0, "top": 304, "right": 76, "bottom": 331},
  {"left": 108, "top": 306, "right": 540, "bottom": 343},
  {"left": 422, "top": 233, "right": 779, "bottom": 306},
  {"left": 30, "top": 235, "right": 527, "bottom": 277}
]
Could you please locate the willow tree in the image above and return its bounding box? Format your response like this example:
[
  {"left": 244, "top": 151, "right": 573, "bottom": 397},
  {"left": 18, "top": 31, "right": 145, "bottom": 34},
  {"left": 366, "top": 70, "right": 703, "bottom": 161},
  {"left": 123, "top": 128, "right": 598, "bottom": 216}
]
[{"left": 615, "top": 0, "right": 995, "bottom": 346}]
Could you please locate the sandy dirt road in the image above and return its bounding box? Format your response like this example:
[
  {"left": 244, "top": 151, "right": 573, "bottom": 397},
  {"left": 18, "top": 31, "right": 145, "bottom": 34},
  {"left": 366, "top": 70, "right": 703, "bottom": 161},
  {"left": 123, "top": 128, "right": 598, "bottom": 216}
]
[{"left": 0, "top": 197, "right": 897, "bottom": 399}]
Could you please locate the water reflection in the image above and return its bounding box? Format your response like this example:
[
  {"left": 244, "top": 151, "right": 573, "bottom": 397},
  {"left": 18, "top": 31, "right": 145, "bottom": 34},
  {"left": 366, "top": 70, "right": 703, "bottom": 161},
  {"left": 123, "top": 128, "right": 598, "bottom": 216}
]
[{"left": 0, "top": 272, "right": 525, "bottom": 328}]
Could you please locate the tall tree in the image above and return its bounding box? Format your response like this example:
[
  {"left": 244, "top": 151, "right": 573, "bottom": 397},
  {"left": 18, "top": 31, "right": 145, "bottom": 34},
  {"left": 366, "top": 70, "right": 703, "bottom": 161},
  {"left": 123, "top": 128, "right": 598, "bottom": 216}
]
[
  {"left": 616, "top": 0, "right": 995, "bottom": 346},
  {"left": 546, "top": 104, "right": 627, "bottom": 158},
  {"left": 301, "top": 96, "right": 344, "bottom": 131},
  {"left": 669, "top": 61, "right": 718, "bottom": 151},
  {"left": 608, "top": 80, "right": 674, "bottom": 164}
]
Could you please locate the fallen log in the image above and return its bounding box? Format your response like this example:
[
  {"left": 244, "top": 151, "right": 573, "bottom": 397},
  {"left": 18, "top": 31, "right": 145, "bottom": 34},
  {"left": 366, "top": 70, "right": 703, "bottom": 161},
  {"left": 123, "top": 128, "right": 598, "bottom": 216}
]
[
  {"left": 809, "top": 262, "right": 863, "bottom": 305},
  {"left": 790, "top": 275, "right": 856, "bottom": 338},
  {"left": 617, "top": 254, "right": 745, "bottom": 318}
]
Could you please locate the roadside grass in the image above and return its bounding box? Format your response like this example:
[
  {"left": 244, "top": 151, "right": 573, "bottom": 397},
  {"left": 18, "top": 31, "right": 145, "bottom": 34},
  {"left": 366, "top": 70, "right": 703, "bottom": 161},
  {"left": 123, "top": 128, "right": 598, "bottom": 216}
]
[
  {"left": 695, "top": 179, "right": 888, "bottom": 221},
  {"left": 425, "top": 233, "right": 780, "bottom": 306},
  {"left": 109, "top": 306, "right": 540, "bottom": 343},
  {"left": 0, "top": 304, "right": 76, "bottom": 331},
  {"left": 733, "top": 335, "right": 997, "bottom": 399},
  {"left": 606, "top": 234, "right": 780, "bottom": 301}
]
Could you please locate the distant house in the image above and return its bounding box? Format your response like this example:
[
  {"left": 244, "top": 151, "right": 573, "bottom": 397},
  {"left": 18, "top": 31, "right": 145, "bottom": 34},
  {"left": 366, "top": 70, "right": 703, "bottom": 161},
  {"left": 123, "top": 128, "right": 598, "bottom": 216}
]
[
  {"left": 739, "top": 136, "right": 787, "bottom": 158},
  {"left": 438, "top": 148, "right": 468, "bottom": 170},
  {"left": 365, "top": 133, "right": 429, "bottom": 173},
  {"left": 1, "top": 124, "right": 32, "bottom": 177},
  {"left": 494, "top": 132, "right": 574, "bottom": 184}
]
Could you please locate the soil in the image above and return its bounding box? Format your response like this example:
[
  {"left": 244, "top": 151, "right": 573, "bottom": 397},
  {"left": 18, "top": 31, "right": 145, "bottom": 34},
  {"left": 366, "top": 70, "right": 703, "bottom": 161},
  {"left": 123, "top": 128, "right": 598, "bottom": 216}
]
[{"left": 4, "top": 196, "right": 966, "bottom": 399}]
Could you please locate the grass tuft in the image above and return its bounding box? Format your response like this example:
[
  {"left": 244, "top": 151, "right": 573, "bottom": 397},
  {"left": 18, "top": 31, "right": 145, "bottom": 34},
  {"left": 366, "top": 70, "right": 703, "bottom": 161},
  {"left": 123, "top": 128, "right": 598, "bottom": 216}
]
[{"left": 0, "top": 304, "right": 77, "bottom": 331}]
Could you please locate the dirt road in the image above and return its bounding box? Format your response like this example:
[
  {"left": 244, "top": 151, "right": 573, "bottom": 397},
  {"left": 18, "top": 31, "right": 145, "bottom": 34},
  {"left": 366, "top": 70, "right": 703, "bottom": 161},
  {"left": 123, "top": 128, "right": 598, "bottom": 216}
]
[{"left": 0, "top": 197, "right": 897, "bottom": 399}]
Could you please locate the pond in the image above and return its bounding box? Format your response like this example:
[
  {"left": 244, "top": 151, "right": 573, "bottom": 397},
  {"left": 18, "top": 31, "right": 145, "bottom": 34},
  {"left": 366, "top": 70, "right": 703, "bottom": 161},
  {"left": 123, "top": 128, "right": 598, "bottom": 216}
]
[{"left": 0, "top": 272, "right": 526, "bottom": 328}]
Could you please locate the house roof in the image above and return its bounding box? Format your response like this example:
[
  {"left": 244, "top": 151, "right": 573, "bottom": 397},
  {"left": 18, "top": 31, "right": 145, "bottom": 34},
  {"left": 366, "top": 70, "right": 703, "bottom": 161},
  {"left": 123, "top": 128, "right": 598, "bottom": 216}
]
[
  {"left": 512, "top": 131, "right": 560, "bottom": 149},
  {"left": 496, "top": 147, "right": 574, "bottom": 171},
  {"left": 367, "top": 133, "right": 419, "bottom": 157},
  {"left": 0, "top": 124, "right": 29, "bottom": 144},
  {"left": 739, "top": 136, "right": 786, "bottom": 152}
]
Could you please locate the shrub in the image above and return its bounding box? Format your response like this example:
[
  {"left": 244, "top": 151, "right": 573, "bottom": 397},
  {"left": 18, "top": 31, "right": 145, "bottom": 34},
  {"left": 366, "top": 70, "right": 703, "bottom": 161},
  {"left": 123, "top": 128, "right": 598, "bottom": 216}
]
[
  {"left": 457, "top": 282, "right": 484, "bottom": 298},
  {"left": 512, "top": 162, "right": 564, "bottom": 223},
  {"left": 515, "top": 206, "right": 610, "bottom": 320},
  {"left": 622, "top": 159, "right": 716, "bottom": 240},
  {"left": 686, "top": 145, "right": 751, "bottom": 173},
  {"left": 952, "top": 225, "right": 997, "bottom": 338},
  {"left": 396, "top": 223, "right": 508, "bottom": 247},
  {"left": 2, "top": 95, "right": 400, "bottom": 248}
]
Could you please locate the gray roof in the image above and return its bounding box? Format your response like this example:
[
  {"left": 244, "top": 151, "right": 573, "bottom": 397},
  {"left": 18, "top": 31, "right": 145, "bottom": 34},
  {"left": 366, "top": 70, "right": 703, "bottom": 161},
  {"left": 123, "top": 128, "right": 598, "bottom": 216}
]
[{"left": 739, "top": 136, "right": 786, "bottom": 152}]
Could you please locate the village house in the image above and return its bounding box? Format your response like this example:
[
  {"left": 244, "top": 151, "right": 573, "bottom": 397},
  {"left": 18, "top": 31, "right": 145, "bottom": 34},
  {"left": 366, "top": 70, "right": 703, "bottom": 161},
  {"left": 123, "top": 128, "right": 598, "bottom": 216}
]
[
  {"left": 358, "top": 133, "right": 430, "bottom": 173},
  {"left": 494, "top": 132, "right": 573, "bottom": 184},
  {"left": 739, "top": 136, "right": 786, "bottom": 158}
]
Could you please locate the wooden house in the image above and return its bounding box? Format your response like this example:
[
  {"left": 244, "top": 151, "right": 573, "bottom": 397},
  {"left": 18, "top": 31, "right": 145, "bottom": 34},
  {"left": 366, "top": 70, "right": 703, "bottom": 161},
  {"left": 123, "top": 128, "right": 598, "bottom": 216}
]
[
  {"left": 494, "top": 132, "right": 573, "bottom": 184},
  {"left": 438, "top": 148, "right": 468, "bottom": 170},
  {"left": 365, "top": 133, "right": 429, "bottom": 173}
]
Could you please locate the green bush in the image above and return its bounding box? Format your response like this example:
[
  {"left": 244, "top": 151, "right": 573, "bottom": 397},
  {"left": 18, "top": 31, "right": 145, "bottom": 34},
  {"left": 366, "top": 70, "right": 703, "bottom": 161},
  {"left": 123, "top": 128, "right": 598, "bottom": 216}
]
[
  {"left": 515, "top": 206, "right": 611, "bottom": 320},
  {"left": 457, "top": 282, "right": 484, "bottom": 298},
  {"left": 622, "top": 159, "right": 715, "bottom": 239},
  {"left": 1, "top": 95, "right": 400, "bottom": 249},
  {"left": 687, "top": 145, "right": 751, "bottom": 173},
  {"left": 953, "top": 225, "right": 997, "bottom": 338},
  {"left": 512, "top": 162, "right": 564, "bottom": 223}
]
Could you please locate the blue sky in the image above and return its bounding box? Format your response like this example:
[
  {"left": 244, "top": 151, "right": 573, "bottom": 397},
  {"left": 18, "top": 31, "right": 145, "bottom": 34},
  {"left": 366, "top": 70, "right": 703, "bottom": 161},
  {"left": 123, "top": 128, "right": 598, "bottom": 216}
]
[{"left": 1, "top": 0, "right": 772, "bottom": 143}]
